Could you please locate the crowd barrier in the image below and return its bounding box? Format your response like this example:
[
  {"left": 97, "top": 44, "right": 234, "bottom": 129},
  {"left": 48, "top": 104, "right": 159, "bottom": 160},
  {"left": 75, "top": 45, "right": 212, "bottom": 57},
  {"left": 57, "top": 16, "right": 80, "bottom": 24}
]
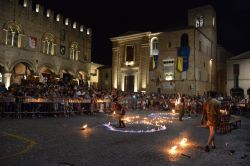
[{"left": 0, "top": 97, "right": 92, "bottom": 118}]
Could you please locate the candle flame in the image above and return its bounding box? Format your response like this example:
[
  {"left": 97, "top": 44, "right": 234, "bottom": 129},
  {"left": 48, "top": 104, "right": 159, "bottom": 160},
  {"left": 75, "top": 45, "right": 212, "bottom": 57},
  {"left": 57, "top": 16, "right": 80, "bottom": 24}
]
[
  {"left": 169, "top": 145, "right": 177, "bottom": 155},
  {"left": 172, "top": 109, "right": 175, "bottom": 114},
  {"left": 180, "top": 138, "right": 188, "bottom": 147},
  {"left": 113, "top": 111, "right": 116, "bottom": 115}
]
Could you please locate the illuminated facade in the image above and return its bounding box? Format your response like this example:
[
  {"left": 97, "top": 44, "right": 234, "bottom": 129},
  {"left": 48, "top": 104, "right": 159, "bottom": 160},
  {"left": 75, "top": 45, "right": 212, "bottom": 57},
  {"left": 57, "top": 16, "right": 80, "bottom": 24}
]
[
  {"left": 111, "top": 5, "right": 223, "bottom": 95},
  {"left": 0, "top": 0, "right": 92, "bottom": 88},
  {"left": 227, "top": 51, "right": 250, "bottom": 97}
]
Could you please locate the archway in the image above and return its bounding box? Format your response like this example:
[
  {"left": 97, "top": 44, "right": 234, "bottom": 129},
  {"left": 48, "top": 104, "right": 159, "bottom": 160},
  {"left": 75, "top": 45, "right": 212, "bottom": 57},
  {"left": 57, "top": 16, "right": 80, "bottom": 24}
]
[
  {"left": 38, "top": 66, "right": 57, "bottom": 84},
  {"left": 78, "top": 71, "right": 88, "bottom": 86},
  {"left": 11, "top": 62, "right": 34, "bottom": 85}
]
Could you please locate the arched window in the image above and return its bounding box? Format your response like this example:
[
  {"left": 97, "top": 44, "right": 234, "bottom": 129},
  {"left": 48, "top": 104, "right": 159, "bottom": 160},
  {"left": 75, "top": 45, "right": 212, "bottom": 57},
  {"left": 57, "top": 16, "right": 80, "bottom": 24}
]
[
  {"left": 4, "top": 21, "right": 23, "bottom": 48},
  {"left": 195, "top": 16, "right": 204, "bottom": 28},
  {"left": 150, "top": 37, "right": 159, "bottom": 56},
  {"left": 70, "top": 42, "right": 80, "bottom": 60},
  {"left": 42, "top": 33, "right": 56, "bottom": 55}
]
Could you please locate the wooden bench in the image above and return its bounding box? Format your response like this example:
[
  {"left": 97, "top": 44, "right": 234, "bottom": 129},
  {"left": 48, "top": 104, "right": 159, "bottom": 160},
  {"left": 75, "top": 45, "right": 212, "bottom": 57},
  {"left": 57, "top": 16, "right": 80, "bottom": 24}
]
[{"left": 229, "top": 115, "right": 241, "bottom": 131}]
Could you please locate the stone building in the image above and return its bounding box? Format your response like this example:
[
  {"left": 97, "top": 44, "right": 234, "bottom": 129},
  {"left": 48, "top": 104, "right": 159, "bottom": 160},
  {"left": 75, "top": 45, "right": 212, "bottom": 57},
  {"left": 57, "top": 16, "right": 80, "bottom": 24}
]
[
  {"left": 98, "top": 66, "right": 112, "bottom": 90},
  {"left": 0, "top": 0, "right": 92, "bottom": 88},
  {"left": 227, "top": 51, "right": 250, "bottom": 97},
  {"left": 111, "top": 5, "right": 229, "bottom": 95}
]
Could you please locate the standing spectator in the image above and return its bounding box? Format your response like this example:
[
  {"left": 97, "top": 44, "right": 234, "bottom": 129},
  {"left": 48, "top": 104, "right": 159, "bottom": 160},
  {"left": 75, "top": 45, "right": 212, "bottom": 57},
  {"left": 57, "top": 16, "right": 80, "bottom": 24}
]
[
  {"left": 179, "top": 97, "right": 185, "bottom": 121},
  {"left": 204, "top": 92, "right": 221, "bottom": 152}
]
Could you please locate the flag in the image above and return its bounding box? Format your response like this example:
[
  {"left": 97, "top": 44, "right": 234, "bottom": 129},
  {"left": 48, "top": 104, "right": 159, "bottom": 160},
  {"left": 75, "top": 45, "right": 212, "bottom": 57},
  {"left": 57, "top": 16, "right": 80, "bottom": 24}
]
[
  {"left": 153, "top": 55, "right": 158, "bottom": 69},
  {"left": 28, "top": 36, "right": 37, "bottom": 48},
  {"left": 177, "top": 56, "right": 183, "bottom": 72}
]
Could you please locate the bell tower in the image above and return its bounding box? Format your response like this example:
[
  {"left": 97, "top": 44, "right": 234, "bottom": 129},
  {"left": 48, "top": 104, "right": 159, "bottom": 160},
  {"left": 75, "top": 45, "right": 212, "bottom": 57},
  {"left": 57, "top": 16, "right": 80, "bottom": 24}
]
[{"left": 188, "top": 5, "right": 217, "bottom": 45}]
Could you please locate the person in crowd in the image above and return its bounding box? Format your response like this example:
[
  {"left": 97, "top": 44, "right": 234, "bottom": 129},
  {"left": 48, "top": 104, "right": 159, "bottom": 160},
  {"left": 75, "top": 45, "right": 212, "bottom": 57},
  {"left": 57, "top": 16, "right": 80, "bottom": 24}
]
[
  {"left": 204, "top": 91, "right": 221, "bottom": 152},
  {"left": 118, "top": 102, "right": 126, "bottom": 128},
  {"left": 179, "top": 96, "right": 185, "bottom": 121}
]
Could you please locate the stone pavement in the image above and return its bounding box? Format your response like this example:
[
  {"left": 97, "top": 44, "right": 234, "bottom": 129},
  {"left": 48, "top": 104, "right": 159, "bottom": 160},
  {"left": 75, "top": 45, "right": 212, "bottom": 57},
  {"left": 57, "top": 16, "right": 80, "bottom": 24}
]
[{"left": 0, "top": 111, "right": 250, "bottom": 166}]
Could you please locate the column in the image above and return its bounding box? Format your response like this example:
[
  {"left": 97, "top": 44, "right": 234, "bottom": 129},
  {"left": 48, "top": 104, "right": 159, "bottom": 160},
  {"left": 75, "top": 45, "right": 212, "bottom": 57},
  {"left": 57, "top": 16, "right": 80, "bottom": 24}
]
[{"left": 4, "top": 73, "right": 12, "bottom": 89}]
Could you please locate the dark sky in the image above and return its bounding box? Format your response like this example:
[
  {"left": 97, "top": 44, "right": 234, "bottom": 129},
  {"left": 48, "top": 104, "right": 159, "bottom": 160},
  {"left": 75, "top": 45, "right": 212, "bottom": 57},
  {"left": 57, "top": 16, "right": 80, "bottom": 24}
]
[{"left": 34, "top": 0, "right": 250, "bottom": 65}]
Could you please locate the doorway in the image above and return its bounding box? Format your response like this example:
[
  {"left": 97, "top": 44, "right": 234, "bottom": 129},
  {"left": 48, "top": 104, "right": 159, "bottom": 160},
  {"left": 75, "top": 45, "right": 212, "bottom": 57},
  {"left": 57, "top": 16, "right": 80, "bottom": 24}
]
[{"left": 125, "top": 75, "right": 134, "bottom": 92}]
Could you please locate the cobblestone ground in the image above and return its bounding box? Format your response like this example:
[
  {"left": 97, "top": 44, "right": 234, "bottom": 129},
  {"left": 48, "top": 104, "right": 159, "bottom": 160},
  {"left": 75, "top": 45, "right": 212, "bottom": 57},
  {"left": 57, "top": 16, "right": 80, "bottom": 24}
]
[{"left": 0, "top": 111, "right": 250, "bottom": 166}]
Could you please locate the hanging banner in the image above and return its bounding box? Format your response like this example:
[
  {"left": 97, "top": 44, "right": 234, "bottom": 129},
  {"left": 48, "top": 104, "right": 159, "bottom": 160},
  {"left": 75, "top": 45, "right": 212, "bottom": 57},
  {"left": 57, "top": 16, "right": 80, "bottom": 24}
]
[
  {"left": 153, "top": 55, "right": 158, "bottom": 70},
  {"left": 177, "top": 56, "right": 183, "bottom": 72}
]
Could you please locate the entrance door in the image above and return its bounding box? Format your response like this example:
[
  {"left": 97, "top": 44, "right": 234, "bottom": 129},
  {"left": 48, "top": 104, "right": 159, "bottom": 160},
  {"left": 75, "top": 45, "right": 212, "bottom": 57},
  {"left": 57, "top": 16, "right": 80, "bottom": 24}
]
[{"left": 125, "top": 75, "right": 134, "bottom": 92}]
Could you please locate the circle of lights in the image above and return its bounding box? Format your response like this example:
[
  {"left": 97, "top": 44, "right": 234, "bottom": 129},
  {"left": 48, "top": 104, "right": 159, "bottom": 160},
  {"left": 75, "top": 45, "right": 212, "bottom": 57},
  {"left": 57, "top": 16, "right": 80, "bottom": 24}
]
[
  {"left": 103, "top": 112, "right": 191, "bottom": 133},
  {"left": 148, "top": 112, "right": 191, "bottom": 120},
  {"left": 103, "top": 122, "right": 167, "bottom": 133}
]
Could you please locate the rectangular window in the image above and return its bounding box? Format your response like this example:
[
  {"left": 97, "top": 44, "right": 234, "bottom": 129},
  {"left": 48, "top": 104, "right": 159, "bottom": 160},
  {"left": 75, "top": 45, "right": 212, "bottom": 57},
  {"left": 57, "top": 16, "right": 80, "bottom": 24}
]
[
  {"left": 199, "top": 40, "right": 202, "bottom": 51},
  {"left": 233, "top": 64, "right": 240, "bottom": 75},
  {"left": 163, "top": 59, "right": 174, "bottom": 80},
  {"left": 126, "top": 46, "right": 134, "bottom": 61},
  {"left": 199, "top": 71, "right": 202, "bottom": 81}
]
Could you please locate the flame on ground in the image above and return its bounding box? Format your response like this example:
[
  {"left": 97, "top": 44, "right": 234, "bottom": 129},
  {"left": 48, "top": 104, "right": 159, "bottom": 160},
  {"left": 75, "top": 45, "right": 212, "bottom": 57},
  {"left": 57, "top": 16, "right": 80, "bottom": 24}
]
[
  {"left": 180, "top": 138, "right": 188, "bottom": 147},
  {"left": 169, "top": 145, "right": 178, "bottom": 155}
]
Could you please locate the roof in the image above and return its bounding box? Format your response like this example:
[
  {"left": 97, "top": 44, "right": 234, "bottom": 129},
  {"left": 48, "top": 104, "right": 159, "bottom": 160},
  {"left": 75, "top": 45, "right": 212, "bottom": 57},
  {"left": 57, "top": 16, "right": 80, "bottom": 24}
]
[
  {"left": 118, "top": 31, "right": 143, "bottom": 37},
  {"left": 229, "top": 51, "right": 250, "bottom": 60}
]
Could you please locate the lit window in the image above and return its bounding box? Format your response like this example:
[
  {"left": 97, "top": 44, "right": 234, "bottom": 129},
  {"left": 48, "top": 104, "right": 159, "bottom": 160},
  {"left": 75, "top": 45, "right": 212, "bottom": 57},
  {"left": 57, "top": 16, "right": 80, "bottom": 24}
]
[
  {"left": 5, "top": 21, "right": 22, "bottom": 48},
  {"left": 73, "top": 22, "right": 77, "bottom": 29},
  {"left": 36, "top": 4, "right": 39, "bottom": 13},
  {"left": 70, "top": 42, "right": 80, "bottom": 61},
  {"left": 195, "top": 18, "right": 200, "bottom": 27},
  {"left": 46, "top": 9, "right": 50, "bottom": 17},
  {"left": 200, "top": 16, "right": 204, "bottom": 27},
  {"left": 150, "top": 37, "right": 159, "bottom": 56},
  {"left": 163, "top": 59, "right": 174, "bottom": 80},
  {"left": 65, "top": 18, "right": 69, "bottom": 26},
  {"left": 23, "top": 0, "right": 27, "bottom": 7},
  {"left": 80, "top": 25, "right": 84, "bottom": 32},
  {"left": 42, "top": 33, "right": 56, "bottom": 55},
  {"left": 195, "top": 16, "right": 204, "bottom": 28},
  {"left": 87, "top": 28, "right": 91, "bottom": 35},
  {"left": 56, "top": 14, "right": 60, "bottom": 22}
]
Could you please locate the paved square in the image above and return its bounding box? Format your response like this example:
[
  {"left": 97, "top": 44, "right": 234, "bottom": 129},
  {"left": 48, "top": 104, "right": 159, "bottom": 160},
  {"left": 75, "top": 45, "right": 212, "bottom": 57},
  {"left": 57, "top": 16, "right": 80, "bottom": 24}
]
[{"left": 1, "top": 111, "right": 250, "bottom": 166}]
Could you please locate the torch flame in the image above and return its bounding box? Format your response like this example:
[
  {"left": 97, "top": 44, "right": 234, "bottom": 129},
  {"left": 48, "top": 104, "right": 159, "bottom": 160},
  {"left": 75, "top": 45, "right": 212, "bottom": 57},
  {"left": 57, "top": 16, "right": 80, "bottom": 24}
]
[
  {"left": 169, "top": 145, "right": 177, "bottom": 155},
  {"left": 180, "top": 138, "right": 188, "bottom": 147}
]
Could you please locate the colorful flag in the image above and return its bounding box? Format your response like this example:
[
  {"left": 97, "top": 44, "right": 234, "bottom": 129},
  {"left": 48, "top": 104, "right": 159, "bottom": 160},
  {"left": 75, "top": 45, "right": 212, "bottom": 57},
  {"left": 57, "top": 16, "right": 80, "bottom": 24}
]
[
  {"left": 177, "top": 56, "right": 183, "bottom": 72},
  {"left": 29, "top": 36, "right": 37, "bottom": 48}
]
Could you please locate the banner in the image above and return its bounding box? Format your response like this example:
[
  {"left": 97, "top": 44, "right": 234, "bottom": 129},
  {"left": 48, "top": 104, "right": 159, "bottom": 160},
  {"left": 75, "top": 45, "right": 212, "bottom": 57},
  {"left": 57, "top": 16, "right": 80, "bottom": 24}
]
[
  {"left": 177, "top": 56, "right": 183, "bottom": 72},
  {"left": 28, "top": 36, "right": 37, "bottom": 48},
  {"left": 177, "top": 46, "right": 190, "bottom": 72}
]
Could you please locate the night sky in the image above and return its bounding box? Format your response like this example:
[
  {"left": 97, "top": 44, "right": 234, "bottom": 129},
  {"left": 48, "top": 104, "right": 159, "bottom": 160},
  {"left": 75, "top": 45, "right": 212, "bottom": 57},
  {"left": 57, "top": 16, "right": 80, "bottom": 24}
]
[{"left": 34, "top": 0, "right": 250, "bottom": 65}]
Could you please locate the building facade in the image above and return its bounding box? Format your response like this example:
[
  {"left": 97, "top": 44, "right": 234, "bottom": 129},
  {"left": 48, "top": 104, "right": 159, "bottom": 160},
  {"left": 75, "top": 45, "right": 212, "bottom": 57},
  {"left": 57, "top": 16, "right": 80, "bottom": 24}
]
[
  {"left": 227, "top": 51, "right": 250, "bottom": 97},
  {"left": 111, "top": 5, "right": 220, "bottom": 95},
  {"left": 0, "top": 0, "right": 92, "bottom": 88},
  {"left": 98, "top": 66, "right": 112, "bottom": 90}
]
